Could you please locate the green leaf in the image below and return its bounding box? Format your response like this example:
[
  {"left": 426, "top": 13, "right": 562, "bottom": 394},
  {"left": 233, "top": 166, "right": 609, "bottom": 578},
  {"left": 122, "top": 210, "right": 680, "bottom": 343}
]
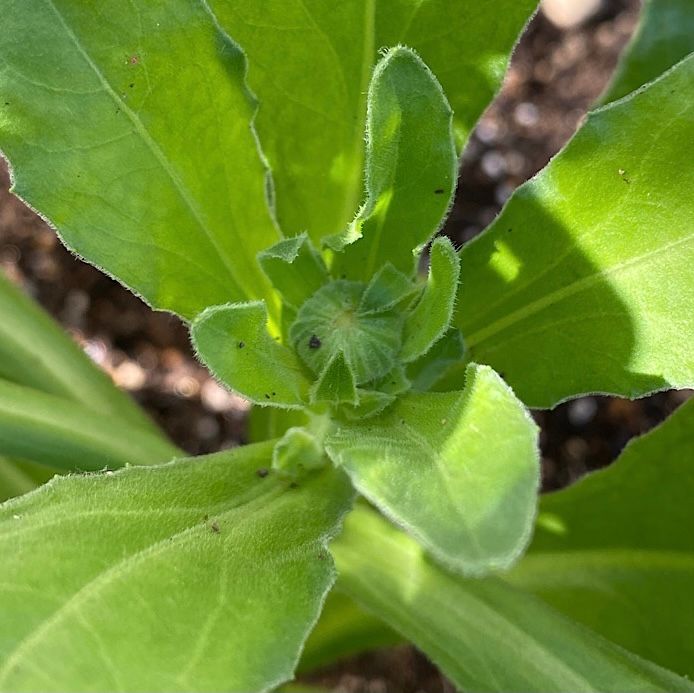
[
  {"left": 298, "top": 590, "right": 400, "bottom": 674},
  {"left": 258, "top": 234, "right": 329, "bottom": 310},
  {"left": 0, "top": 457, "right": 54, "bottom": 502},
  {"left": 359, "top": 263, "right": 417, "bottom": 314},
  {"left": 272, "top": 426, "right": 325, "bottom": 478},
  {"left": 207, "top": 0, "right": 536, "bottom": 242},
  {"left": 407, "top": 328, "right": 466, "bottom": 391},
  {"left": 0, "top": 271, "right": 156, "bottom": 432},
  {"left": 333, "top": 47, "right": 457, "bottom": 280},
  {"left": 310, "top": 351, "right": 358, "bottom": 406},
  {"left": 454, "top": 54, "right": 694, "bottom": 408},
  {"left": 0, "top": 0, "right": 279, "bottom": 319},
  {"left": 602, "top": 0, "right": 694, "bottom": 103},
  {"left": 326, "top": 363, "right": 539, "bottom": 575},
  {"left": 0, "top": 442, "right": 354, "bottom": 692},
  {"left": 400, "top": 237, "right": 460, "bottom": 363},
  {"left": 192, "top": 302, "right": 311, "bottom": 409},
  {"left": 290, "top": 281, "right": 403, "bottom": 385},
  {"left": 0, "top": 379, "right": 178, "bottom": 470},
  {"left": 333, "top": 505, "right": 694, "bottom": 693},
  {"left": 509, "top": 396, "right": 694, "bottom": 679}
]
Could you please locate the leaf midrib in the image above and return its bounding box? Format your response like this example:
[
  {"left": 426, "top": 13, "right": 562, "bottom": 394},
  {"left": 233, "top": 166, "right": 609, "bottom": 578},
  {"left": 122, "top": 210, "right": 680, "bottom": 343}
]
[
  {"left": 0, "top": 480, "right": 286, "bottom": 685},
  {"left": 466, "top": 231, "right": 694, "bottom": 348},
  {"left": 43, "top": 0, "right": 249, "bottom": 303}
]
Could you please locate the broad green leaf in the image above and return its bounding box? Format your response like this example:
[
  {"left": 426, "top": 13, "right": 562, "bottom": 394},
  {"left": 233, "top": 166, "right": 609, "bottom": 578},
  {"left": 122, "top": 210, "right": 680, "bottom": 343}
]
[
  {"left": 258, "top": 234, "right": 329, "bottom": 310},
  {"left": 298, "top": 590, "right": 400, "bottom": 673},
  {"left": 326, "top": 363, "right": 540, "bottom": 575},
  {"left": 602, "top": 0, "right": 694, "bottom": 103},
  {"left": 509, "top": 396, "right": 694, "bottom": 678},
  {"left": 333, "top": 505, "right": 694, "bottom": 693},
  {"left": 0, "top": 0, "right": 279, "bottom": 320},
  {"left": 310, "top": 352, "right": 358, "bottom": 406},
  {"left": 0, "top": 442, "right": 354, "bottom": 692},
  {"left": 333, "top": 47, "right": 457, "bottom": 280},
  {"left": 0, "top": 379, "right": 178, "bottom": 471},
  {"left": 0, "top": 271, "right": 157, "bottom": 432},
  {"left": 454, "top": 54, "right": 694, "bottom": 408},
  {"left": 192, "top": 302, "right": 311, "bottom": 409},
  {"left": 400, "top": 237, "right": 460, "bottom": 363},
  {"left": 207, "top": 0, "right": 536, "bottom": 241}
]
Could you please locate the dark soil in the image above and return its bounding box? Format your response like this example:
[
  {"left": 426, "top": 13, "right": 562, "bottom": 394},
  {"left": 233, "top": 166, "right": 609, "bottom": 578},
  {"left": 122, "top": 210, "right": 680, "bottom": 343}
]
[{"left": 0, "top": 1, "right": 690, "bottom": 691}]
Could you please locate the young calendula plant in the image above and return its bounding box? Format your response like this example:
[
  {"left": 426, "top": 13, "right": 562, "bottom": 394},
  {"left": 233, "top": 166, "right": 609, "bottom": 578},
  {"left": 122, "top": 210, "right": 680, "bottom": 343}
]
[{"left": 0, "top": 0, "right": 693, "bottom": 691}]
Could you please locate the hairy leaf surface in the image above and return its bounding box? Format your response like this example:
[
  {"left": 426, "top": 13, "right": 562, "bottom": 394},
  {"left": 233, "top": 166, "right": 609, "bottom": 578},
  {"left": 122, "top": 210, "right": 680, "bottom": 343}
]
[
  {"left": 333, "top": 505, "right": 693, "bottom": 693},
  {"left": 192, "top": 302, "right": 311, "bottom": 408},
  {"left": 334, "top": 47, "right": 456, "bottom": 280},
  {"left": 0, "top": 442, "right": 353, "bottom": 691},
  {"left": 326, "top": 364, "right": 539, "bottom": 574},
  {"left": 602, "top": 0, "right": 694, "bottom": 102},
  {"left": 454, "top": 55, "right": 694, "bottom": 407},
  {"left": 0, "top": 0, "right": 279, "bottom": 319},
  {"left": 207, "top": 0, "right": 536, "bottom": 241},
  {"left": 510, "top": 396, "right": 694, "bottom": 678}
]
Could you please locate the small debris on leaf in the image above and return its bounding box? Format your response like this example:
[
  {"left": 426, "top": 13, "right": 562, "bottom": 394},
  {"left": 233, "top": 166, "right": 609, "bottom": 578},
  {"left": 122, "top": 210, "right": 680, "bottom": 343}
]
[{"left": 308, "top": 334, "right": 321, "bottom": 349}]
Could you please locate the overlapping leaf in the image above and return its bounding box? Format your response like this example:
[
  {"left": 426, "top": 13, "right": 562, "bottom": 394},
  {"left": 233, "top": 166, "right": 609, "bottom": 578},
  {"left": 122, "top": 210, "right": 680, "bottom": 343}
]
[
  {"left": 207, "top": 0, "right": 536, "bottom": 241},
  {"left": 510, "top": 396, "right": 694, "bottom": 678},
  {"left": 326, "top": 363, "right": 539, "bottom": 574},
  {"left": 0, "top": 0, "right": 279, "bottom": 319},
  {"left": 602, "top": 0, "right": 694, "bottom": 102},
  {"left": 333, "top": 505, "right": 693, "bottom": 693},
  {"left": 454, "top": 54, "right": 694, "bottom": 407},
  {"left": 0, "top": 442, "right": 353, "bottom": 691}
]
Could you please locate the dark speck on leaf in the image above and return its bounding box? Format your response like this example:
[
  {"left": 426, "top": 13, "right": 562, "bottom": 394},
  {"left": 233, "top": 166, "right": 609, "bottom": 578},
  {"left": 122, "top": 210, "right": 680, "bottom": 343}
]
[
  {"left": 289, "top": 482, "right": 299, "bottom": 489},
  {"left": 210, "top": 521, "right": 220, "bottom": 533},
  {"left": 507, "top": 228, "right": 513, "bottom": 233},
  {"left": 272, "top": 391, "right": 276, "bottom": 396},
  {"left": 129, "top": 83, "right": 134, "bottom": 88},
  {"left": 434, "top": 188, "right": 445, "bottom": 195},
  {"left": 238, "top": 341, "right": 245, "bottom": 349},
  {"left": 129, "top": 55, "right": 139, "bottom": 65},
  {"left": 309, "top": 334, "right": 321, "bottom": 349},
  {"left": 256, "top": 468, "right": 269, "bottom": 478},
  {"left": 264, "top": 393, "right": 270, "bottom": 399}
]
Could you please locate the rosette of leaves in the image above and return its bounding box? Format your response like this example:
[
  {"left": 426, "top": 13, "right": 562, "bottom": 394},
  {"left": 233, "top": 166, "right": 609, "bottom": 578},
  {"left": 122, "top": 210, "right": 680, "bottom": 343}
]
[{"left": 1, "top": 0, "right": 693, "bottom": 691}]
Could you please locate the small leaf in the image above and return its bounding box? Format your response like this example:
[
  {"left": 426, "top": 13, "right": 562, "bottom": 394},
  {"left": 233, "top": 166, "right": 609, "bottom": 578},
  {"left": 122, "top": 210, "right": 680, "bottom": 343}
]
[
  {"left": 455, "top": 54, "right": 694, "bottom": 407},
  {"left": 333, "top": 505, "right": 694, "bottom": 693},
  {"left": 359, "top": 263, "right": 417, "bottom": 314},
  {"left": 272, "top": 427, "right": 325, "bottom": 478},
  {"left": 192, "top": 302, "right": 311, "bottom": 409},
  {"left": 0, "top": 380, "right": 178, "bottom": 471},
  {"left": 258, "top": 233, "right": 329, "bottom": 309},
  {"left": 511, "top": 396, "right": 694, "bottom": 678},
  {"left": 332, "top": 47, "right": 457, "bottom": 280},
  {"left": 0, "top": 442, "right": 354, "bottom": 692},
  {"left": 310, "top": 352, "right": 358, "bottom": 406},
  {"left": 602, "top": 0, "right": 694, "bottom": 103},
  {"left": 400, "top": 237, "right": 460, "bottom": 363},
  {"left": 326, "top": 363, "right": 540, "bottom": 575}
]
